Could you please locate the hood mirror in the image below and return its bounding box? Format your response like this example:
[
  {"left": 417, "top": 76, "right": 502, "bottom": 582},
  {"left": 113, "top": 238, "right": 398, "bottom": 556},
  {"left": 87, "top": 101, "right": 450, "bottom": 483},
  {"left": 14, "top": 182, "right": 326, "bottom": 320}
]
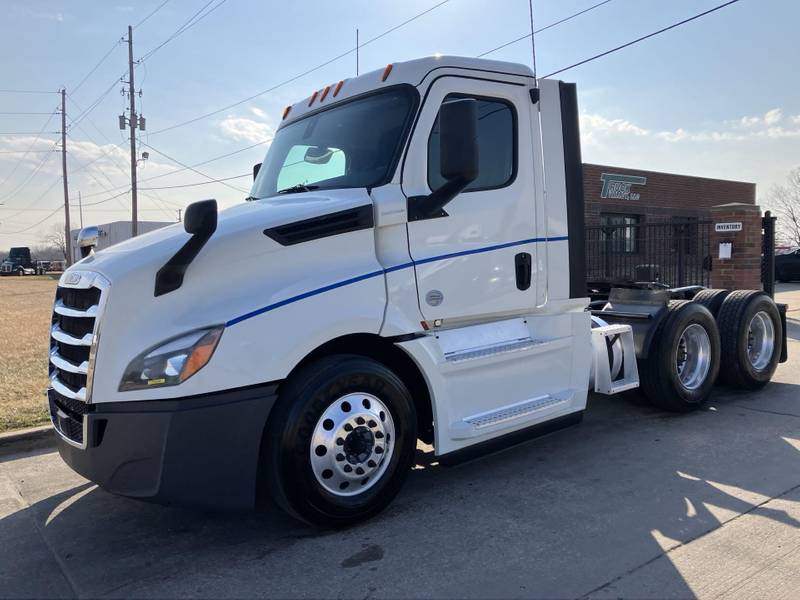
[
  {"left": 184, "top": 199, "right": 218, "bottom": 236},
  {"left": 304, "top": 146, "right": 334, "bottom": 165},
  {"left": 77, "top": 226, "right": 100, "bottom": 258},
  {"left": 156, "top": 199, "right": 218, "bottom": 297},
  {"left": 252, "top": 162, "right": 262, "bottom": 180}
]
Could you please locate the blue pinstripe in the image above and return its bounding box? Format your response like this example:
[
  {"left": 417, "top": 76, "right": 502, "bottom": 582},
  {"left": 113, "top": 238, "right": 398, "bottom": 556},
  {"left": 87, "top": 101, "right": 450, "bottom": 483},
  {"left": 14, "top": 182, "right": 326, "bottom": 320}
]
[{"left": 225, "top": 235, "right": 568, "bottom": 327}]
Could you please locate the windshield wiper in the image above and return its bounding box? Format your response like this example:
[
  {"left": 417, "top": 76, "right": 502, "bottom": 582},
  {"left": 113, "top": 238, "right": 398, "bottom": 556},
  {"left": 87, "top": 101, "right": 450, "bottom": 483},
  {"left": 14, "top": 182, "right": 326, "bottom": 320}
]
[{"left": 276, "top": 184, "right": 319, "bottom": 195}]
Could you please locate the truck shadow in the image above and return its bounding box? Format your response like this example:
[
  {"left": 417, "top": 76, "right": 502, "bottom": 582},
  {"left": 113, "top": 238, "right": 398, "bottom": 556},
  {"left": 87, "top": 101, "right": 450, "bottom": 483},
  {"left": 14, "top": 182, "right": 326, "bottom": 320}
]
[{"left": 1, "top": 381, "right": 799, "bottom": 598}]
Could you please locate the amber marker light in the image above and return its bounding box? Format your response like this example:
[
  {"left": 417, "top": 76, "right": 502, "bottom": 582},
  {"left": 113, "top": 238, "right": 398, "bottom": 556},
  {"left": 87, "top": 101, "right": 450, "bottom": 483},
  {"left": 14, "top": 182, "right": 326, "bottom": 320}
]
[{"left": 381, "top": 64, "right": 393, "bottom": 82}]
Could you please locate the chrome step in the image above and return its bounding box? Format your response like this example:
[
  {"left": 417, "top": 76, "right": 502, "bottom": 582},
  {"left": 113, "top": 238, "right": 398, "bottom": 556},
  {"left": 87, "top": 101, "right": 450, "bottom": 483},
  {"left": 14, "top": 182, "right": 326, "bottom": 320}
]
[{"left": 445, "top": 337, "right": 544, "bottom": 363}]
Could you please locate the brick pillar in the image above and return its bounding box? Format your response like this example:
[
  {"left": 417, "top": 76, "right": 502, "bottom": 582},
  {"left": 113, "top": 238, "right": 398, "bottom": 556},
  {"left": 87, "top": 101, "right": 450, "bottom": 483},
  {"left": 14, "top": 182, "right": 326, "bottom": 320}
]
[{"left": 709, "top": 203, "right": 762, "bottom": 291}]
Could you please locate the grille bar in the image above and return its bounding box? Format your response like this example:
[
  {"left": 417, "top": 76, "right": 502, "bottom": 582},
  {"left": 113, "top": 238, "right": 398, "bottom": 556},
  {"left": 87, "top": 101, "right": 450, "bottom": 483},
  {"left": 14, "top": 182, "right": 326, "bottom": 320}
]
[
  {"left": 51, "top": 324, "right": 93, "bottom": 346},
  {"left": 53, "top": 299, "right": 98, "bottom": 318},
  {"left": 50, "top": 374, "right": 86, "bottom": 401},
  {"left": 49, "top": 350, "right": 88, "bottom": 374}
]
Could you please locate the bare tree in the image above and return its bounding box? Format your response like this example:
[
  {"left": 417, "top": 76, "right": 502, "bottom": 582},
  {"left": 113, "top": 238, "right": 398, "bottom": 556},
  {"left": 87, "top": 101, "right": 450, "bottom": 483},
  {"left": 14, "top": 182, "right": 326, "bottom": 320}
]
[
  {"left": 766, "top": 167, "right": 800, "bottom": 248},
  {"left": 40, "top": 223, "right": 68, "bottom": 260}
]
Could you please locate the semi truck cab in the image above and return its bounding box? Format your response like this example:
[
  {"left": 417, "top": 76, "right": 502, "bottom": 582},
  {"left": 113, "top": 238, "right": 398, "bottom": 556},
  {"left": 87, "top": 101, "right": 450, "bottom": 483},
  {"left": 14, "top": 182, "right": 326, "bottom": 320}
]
[{"left": 49, "top": 56, "right": 784, "bottom": 526}]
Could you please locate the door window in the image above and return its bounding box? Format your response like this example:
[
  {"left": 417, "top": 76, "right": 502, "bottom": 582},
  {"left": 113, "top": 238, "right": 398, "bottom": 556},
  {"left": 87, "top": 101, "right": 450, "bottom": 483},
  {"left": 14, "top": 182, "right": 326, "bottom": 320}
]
[{"left": 427, "top": 95, "right": 516, "bottom": 192}]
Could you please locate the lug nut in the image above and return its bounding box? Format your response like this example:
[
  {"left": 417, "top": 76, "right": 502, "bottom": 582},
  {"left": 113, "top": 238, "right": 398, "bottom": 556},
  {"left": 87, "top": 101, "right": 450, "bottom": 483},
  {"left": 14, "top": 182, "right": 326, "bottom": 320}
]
[
  {"left": 368, "top": 419, "right": 377, "bottom": 428},
  {"left": 336, "top": 453, "right": 345, "bottom": 461},
  {"left": 367, "top": 459, "right": 376, "bottom": 468},
  {"left": 344, "top": 423, "right": 353, "bottom": 432},
  {"left": 356, "top": 416, "right": 365, "bottom": 425},
  {"left": 356, "top": 467, "right": 364, "bottom": 475},
  {"left": 375, "top": 431, "right": 384, "bottom": 439},
  {"left": 344, "top": 464, "right": 353, "bottom": 473},
  {"left": 375, "top": 446, "right": 383, "bottom": 454}
]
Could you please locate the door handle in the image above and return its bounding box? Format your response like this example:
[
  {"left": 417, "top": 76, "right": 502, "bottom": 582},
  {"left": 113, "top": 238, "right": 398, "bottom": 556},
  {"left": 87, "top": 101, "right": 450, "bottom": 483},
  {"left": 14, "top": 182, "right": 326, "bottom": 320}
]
[{"left": 515, "top": 252, "right": 532, "bottom": 291}]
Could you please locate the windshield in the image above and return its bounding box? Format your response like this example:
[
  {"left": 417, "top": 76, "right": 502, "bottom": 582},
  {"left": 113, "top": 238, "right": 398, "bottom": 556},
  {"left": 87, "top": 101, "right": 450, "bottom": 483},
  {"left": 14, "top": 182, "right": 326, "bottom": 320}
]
[{"left": 250, "top": 86, "right": 417, "bottom": 199}]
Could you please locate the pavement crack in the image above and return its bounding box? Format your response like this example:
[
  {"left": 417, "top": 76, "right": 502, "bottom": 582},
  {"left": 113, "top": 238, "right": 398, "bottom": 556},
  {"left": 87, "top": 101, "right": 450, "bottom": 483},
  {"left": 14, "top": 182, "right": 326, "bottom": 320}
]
[
  {"left": 579, "top": 481, "right": 800, "bottom": 599},
  {"left": 732, "top": 404, "right": 800, "bottom": 419},
  {"left": 0, "top": 462, "right": 81, "bottom": 599}
]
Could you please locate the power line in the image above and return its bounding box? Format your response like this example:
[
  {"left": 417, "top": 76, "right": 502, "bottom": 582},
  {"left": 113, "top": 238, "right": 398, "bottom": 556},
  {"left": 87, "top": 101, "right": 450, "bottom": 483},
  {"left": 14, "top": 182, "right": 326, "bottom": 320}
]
[
  {"left": 140, "top": 173, "right": 249, "bottom": 190},
  {"left": 134, "top": 0, "right": 171, "bottom": 29},
  {"left": 139, "top": 141, "right": 249, "bottom": 193},
  {"left": 544, "top": 0, "right": 742, "bottom": 78},
  {"left": 0, "top": 89, "right": 57, "bottom": 94},
  {"left": 0, "top": 203, "right": 64, "bottom": 235},
  {"left": 0, "top": 131, "right": 60, "bottom": 135},
  {"left": 139, "top": 0, "right": 227, "bottom": 62},
  {"left": 147, "top": 0, "right": 452, "bottom": 136},
  {"left": 477, "top": 0, "right": 614, "bottom": 57},
  {"left": 71, "top": 39, "right": 123, "bottom": 95},
  {"left": 0, "top": 112, "right": 56, "bottom": 115}
]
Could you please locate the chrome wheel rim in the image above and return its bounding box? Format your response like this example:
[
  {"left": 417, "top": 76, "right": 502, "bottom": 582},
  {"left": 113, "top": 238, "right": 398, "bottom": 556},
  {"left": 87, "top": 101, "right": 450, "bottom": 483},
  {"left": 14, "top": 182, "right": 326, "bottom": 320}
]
[
  {"left": 676, "top": 323, "right": 712, "bottom": 390},
  {"left": 310, "top": 392, "right": 395, "bottom": 497},
  {"left": 747, "top": 311, "right": 775, "bottom": 371}
]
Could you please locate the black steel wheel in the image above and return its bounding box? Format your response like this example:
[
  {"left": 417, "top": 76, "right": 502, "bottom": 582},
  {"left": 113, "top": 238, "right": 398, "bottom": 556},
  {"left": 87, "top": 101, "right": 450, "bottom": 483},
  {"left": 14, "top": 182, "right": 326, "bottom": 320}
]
[
  {"left": 262, "top": 354, "right": 417, "bottom": 527},
  {"left": 638, "top": 301, "right": 720, "bottom": 412},
  {"left": 717, "top": 290, "right": 782, "bottom": 389}
]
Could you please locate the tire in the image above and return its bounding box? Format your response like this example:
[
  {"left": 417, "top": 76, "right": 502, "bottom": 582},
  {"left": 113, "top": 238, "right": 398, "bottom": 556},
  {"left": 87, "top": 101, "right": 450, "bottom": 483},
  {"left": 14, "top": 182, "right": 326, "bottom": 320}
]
[
  {"left": 638, "top": 300, "right": 720, "bottom": 412},
  {"left": 263, "top": 354, "right": 417, "bottom": 527},
  {"left": 717, "top": 290, "right": 782, "bottom": 389},
  {"left": 691, "top": 288, "right": 730, "bottom": 317},
  {"left": 16, "top": 268, "right": 23, "bottom": 276}
]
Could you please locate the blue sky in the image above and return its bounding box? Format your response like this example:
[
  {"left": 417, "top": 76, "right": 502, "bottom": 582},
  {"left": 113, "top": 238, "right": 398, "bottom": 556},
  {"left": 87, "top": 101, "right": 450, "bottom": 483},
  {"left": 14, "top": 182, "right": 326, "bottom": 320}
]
[{"left": 0, "top": 0, "right": 798, "bottom": 248}]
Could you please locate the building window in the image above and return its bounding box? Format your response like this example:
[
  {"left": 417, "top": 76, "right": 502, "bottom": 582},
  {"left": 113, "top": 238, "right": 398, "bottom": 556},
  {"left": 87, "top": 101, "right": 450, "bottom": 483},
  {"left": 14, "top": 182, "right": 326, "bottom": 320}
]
[
  {"left": 601, "top": 213, "right": 641, "bottom": 254},
  {"left": 428, "top": 95, "right": 516, "bottom": 192}
]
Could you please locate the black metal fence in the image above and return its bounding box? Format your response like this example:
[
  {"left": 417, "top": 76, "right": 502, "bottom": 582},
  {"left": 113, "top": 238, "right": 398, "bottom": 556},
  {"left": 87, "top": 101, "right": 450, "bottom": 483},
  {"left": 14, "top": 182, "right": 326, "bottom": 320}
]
[{"left": 586, "top": 219, "right": 713, "bottom": 289}]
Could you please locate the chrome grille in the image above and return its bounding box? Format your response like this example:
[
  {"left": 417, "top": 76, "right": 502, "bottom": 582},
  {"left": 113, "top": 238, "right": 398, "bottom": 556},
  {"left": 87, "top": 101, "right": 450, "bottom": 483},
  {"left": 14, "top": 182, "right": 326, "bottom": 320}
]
[{"left": 48, "top": 271, "right": 109, "bottom": 448}]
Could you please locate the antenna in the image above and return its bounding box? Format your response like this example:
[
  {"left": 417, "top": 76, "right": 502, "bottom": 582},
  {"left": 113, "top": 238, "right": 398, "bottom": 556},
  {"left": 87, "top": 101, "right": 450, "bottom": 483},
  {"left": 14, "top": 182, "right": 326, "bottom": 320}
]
[{"left": 528, "top": 0, "right": 538, "bottom": 85}]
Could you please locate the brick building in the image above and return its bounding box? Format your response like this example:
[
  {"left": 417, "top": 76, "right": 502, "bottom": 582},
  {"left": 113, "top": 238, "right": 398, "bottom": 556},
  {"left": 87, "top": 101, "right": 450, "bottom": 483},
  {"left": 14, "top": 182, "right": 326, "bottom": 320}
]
[{"left": 582, "top": 163, "right": 762, "bottom": 291}]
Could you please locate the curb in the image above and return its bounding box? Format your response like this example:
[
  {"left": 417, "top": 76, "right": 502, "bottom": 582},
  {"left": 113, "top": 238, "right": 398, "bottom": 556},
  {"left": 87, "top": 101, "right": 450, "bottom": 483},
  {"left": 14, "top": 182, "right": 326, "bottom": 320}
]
[{"left": 0, "top": 424, "right": 56, "bottom": 457}]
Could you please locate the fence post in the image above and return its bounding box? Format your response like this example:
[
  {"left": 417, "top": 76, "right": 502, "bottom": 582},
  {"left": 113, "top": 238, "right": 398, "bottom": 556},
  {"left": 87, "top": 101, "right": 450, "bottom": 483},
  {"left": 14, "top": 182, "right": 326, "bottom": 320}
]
[{"left": 762, "top": 210, "right": 776, "bottom": 298}]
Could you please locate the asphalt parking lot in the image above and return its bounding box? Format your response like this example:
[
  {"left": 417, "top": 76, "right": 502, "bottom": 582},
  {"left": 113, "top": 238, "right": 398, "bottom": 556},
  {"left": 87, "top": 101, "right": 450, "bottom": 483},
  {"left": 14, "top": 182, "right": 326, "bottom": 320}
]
[{"left": 1, "top": 286, "right": 799, "bottom": 599}]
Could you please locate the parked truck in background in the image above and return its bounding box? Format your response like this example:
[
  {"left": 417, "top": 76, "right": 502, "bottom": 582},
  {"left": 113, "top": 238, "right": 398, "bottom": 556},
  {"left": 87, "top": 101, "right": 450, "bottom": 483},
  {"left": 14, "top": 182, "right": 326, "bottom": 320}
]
[
  {"left": 1, "top": 247, "right": 44, "bottom": 276},
  {"left": 48, "top": 56, "right": 787, "bottom": 526}
]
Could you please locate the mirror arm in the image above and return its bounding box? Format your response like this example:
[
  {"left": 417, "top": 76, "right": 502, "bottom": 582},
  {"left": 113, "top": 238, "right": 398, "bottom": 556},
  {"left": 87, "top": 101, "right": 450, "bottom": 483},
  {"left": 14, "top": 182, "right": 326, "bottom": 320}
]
[{"left": 407, "top": 175, "right": 474, "bottom": 222}]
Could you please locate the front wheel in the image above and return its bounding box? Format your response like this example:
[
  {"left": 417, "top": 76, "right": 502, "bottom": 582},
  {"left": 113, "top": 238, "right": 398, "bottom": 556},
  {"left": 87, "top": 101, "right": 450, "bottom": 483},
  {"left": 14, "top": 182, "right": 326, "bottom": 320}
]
[{"left": 263, "top": 355, "right": 417, "bottom": 527}]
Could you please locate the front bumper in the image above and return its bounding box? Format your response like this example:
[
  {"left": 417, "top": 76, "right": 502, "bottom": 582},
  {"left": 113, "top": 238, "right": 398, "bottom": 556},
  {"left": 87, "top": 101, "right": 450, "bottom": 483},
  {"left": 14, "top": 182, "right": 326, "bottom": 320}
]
[{"left": 53, "top": 382, "right": 279, "bottom": 510}]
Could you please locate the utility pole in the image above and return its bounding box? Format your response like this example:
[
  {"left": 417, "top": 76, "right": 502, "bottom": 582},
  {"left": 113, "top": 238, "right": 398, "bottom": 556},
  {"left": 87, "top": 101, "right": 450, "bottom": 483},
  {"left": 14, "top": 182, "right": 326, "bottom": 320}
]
[
  {"left": 125, "top": 25, "right": 138, "bottom": 237},
  {"left": 78, "top": 190, "right": 84, "bottom": 228},
  {"left": 356, "top": 29, "right": 359, "bottom": 76},
  {"left": 60, "top": 88, "right": 72, "bottom": 266}
]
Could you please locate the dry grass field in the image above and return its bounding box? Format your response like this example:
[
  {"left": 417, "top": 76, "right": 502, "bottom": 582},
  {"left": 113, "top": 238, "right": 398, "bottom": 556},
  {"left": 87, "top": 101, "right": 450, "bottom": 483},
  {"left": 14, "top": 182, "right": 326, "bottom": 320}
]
[{"left": 0, "top": 275, "right": 57, "bottom": 432}]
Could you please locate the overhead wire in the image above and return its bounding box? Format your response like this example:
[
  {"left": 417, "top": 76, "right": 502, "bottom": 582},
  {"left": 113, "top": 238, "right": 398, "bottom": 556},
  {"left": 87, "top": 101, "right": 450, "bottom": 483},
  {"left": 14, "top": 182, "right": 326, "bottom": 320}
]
[
  {"left": 134, "top": 0, "right": 171, "bottom": 29},
  {"left": 146, "top": 0, "right": 452, "bottom": 136},
  {"left": 543, "top": 0, "right": 741, "bottom": 77}
]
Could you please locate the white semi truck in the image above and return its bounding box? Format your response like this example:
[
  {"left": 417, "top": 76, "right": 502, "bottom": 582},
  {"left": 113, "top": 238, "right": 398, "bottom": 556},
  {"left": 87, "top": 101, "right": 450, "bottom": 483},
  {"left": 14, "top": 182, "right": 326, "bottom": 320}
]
[{"left": 49, "top": 56, "right": 786, "bottom": 526}]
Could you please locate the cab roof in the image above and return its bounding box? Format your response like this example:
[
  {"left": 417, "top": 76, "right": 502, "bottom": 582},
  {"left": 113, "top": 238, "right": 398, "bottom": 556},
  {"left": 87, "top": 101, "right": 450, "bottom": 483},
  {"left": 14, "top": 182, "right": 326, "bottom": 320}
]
[{"left": 279, "top": 55, "right": 535, "bottom": 127}]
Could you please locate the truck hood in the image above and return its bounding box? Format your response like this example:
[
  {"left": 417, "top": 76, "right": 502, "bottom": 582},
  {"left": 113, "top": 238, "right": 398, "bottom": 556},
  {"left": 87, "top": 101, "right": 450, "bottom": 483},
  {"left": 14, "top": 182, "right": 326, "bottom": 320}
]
[{"left": 77, "top": 188, "right": 373, "bottom": 282}]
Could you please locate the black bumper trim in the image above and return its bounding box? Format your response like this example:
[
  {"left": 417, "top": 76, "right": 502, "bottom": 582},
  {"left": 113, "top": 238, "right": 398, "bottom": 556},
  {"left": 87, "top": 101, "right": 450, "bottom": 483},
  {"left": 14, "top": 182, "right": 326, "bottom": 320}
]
[{"left": 56, "top": 381, "right": 280, "bottom": 510}]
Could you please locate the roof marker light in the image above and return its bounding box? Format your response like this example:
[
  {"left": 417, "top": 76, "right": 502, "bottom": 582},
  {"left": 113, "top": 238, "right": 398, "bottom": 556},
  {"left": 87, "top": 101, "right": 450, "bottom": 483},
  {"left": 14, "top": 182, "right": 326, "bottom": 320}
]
[
  {"left": 282, "top": 105, "right": 291, "bottom": 120},
  {"left": 308, "top": 90, "right": 319, "bottom": 106},
  {"left": 320, "top": 85, "right": 331, "bottom": 102},
  {"left": 333, "top": 80, "right": 344, "bottom": 97},
  {"left": 381, "top": 63, "right": 393, "bottom": 82}
]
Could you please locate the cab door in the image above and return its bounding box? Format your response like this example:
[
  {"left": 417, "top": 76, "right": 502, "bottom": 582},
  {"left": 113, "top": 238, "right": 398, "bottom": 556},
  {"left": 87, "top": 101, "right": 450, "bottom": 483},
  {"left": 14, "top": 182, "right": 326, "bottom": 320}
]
[{"left": 402, "top": 76, "right": 538, "bottom": 324}]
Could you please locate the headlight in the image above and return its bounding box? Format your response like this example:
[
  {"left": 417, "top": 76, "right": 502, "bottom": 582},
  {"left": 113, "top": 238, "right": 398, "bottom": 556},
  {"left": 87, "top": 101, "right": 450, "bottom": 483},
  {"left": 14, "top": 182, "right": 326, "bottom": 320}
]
[{"left": 119, "top": 326, "right": 224, "bottom": 391}]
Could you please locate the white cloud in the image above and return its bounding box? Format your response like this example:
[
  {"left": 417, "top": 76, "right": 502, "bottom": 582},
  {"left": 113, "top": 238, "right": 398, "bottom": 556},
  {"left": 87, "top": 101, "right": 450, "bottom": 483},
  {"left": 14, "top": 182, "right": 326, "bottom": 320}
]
[
  {"left": 218, "top": 114, "right": 274, "bottom": 143},
  {"left": 764, "top": 108, "right": 783, "bottom": 125}
]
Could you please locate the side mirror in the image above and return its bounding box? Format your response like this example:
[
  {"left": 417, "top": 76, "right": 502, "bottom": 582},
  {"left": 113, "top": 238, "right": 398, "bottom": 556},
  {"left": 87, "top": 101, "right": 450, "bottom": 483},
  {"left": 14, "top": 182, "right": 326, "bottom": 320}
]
[
  {"left": 408, "top": 98, "right": 479, "bottom": 221},
  {"left": 184, "top": 199, "right": 218, "bottom": 236},
  {"left": 76, "top": 226, "right": 99, "bottom": 258},
  {"left": 440, "top": 99, "right": 479, "bottom": 182},
  {"left": 304, "top": 146, "right": 334, "bottom": 165},
  {"left": 156, "top": 199, "right": 218, "bottom": 297},
  {"left": 252, "top": 162, "right": 262, "bottom": 180}
]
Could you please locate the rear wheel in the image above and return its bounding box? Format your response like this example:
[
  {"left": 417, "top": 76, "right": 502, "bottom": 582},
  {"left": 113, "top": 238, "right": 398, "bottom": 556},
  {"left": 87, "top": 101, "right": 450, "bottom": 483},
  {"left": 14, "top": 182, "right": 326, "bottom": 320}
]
[
  {"left": 691, "top": 288, "right": 730, "bottom": 317},
  {"left": 717, "top": 291, "right": 782, "bottom": 389},
  {"left": 638, "top": 301, "right": 720, "bottom": 412},
  {"left": 263, "top": 355, "right": 417, "bottom": 527}
]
